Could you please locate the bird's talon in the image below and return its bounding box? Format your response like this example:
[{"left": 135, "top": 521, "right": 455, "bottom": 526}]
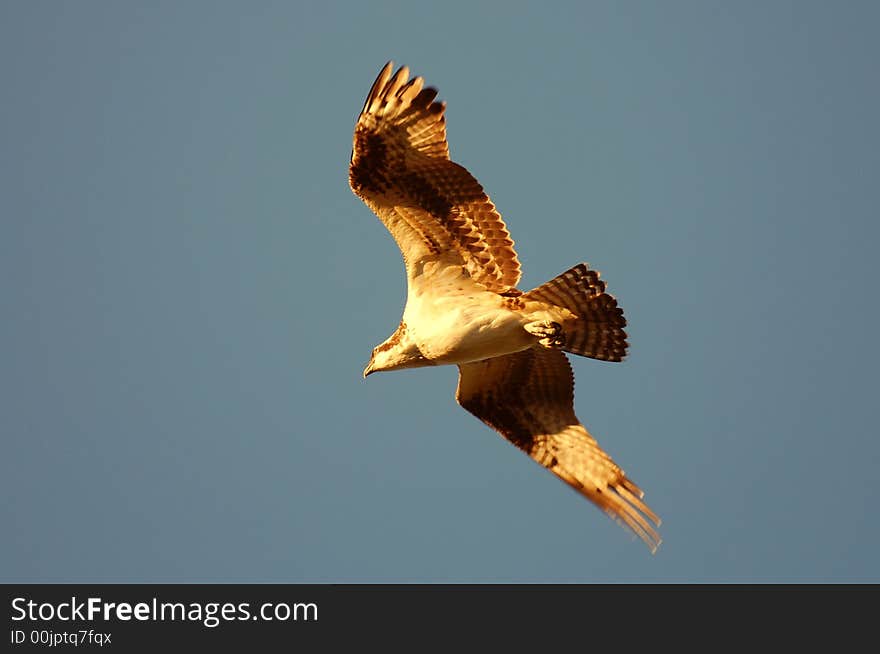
[{"left": 525, "top": 321, "right": 565, "bottom": 348}]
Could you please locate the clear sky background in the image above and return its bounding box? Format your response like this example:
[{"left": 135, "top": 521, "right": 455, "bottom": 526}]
[{"left": 3, "top": 1, "right": 878, "bottom": 582}]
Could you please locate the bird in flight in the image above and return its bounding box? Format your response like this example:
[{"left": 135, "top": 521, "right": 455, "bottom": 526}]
[{"left": 349, "top": 62, "right": 661, "bottom": 552}]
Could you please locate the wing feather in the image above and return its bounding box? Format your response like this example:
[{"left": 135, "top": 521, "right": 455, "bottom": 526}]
[
  {"left": 350, "top": 62, "right": 521, "bottom": 292},
  {"left": 456, "top": 348, "right": 661, "bottom": 552}
]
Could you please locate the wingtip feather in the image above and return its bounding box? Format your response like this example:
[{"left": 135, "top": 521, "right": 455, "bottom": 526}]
[{"left": 363, "top": 61, "right": 394, "bottom": 114}]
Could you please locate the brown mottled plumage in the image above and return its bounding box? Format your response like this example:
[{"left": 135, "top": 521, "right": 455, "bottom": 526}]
[
  {"left": 350, "top": 62, "right": 521, "bottom": 294},
  {"left": 350, "top": 62, "right": 660, "bottom": 552}
]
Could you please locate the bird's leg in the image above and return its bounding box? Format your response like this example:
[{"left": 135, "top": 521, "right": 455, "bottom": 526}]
[{"left": 524, "top": 320, "right": 565, "bottom": 348}]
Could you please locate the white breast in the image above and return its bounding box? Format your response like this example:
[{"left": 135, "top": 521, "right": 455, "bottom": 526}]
[{"left": 403, "top": 270, "right": 533, "bottom": 364}]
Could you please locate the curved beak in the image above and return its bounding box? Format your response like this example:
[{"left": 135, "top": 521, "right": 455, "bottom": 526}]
[{"left": 363, "top": 362, "right": 375, "bottom": 378}]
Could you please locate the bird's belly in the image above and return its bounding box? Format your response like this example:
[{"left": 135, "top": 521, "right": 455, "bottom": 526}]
[{"left": 404, "top": 297, "right": 532, "bottom": 364}]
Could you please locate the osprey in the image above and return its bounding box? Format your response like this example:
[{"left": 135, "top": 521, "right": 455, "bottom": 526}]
[{"left": 349, "top": 62, "right": 661, "bottom": 552}]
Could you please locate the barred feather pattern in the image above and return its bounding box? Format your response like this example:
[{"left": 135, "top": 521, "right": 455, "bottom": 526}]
[
  {"left": 349, "top": 62, "right": 521, "bottom": 293},
  {"left": 523, "top": 263, "right": 629, "bottom": 362},
  {"left": 456, "top": 347, "right": 661, "bottom": 552}
]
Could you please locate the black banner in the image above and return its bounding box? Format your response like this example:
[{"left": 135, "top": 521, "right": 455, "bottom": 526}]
[{"left": 3, "top": 584, "right": 874, "bottom": 649}]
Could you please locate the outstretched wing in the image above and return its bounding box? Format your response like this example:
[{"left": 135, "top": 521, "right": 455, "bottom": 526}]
[
  {"left": 349, "top": 62, "right": 521, "bottom": 293},
  {"left": 456, "top": 347, "right": 661, "bottom": 552}
]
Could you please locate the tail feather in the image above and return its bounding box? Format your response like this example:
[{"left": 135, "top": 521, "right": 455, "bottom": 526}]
[{"left": 523, "top": 263, "right": 628, "bottom": 362}]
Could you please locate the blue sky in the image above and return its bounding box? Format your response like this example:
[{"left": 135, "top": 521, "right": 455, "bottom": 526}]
[{"left": 3, "top": 1, "right": 878, "bottom": 582}]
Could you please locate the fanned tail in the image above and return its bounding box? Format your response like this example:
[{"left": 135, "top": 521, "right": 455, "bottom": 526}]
[{"left": 523, "top": 263, "right": 628, "bottom": 362}]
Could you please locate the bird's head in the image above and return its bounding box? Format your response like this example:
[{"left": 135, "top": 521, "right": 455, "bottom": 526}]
[
  {"left": 362, "top": 337, "right": 433, "bottom": 379},
  {"left": 362, "top": 345, "right": 399, "bottom": 378}
]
